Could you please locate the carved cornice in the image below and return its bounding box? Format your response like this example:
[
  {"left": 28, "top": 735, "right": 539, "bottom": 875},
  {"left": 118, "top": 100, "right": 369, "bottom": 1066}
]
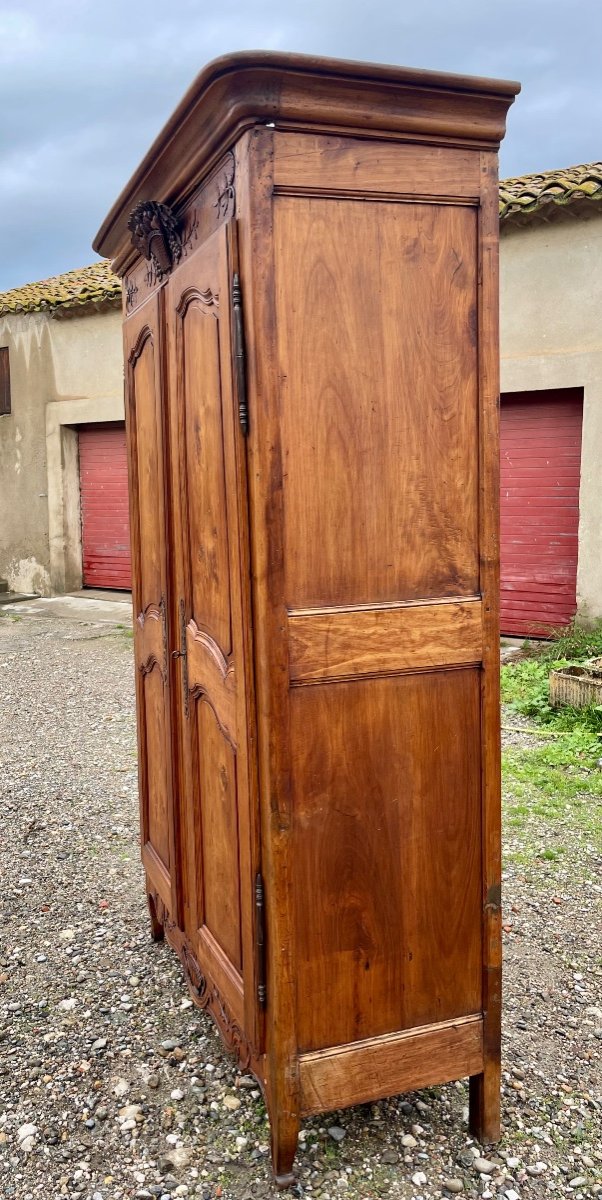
[{"left": 95, "top": 51, "right": 519, "bottom": 267}]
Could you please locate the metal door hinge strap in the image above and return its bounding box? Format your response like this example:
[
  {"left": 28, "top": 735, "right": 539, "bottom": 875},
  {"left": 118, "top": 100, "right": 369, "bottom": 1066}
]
[
  {"left": 232, "top": 273, "right": 248, "bottom": 435},
  {"left": 255, "top": 871, "right": 266, "bottom": 1007},
  {"left": 171, "top": 598, "right": 189, "bottom": 718}
]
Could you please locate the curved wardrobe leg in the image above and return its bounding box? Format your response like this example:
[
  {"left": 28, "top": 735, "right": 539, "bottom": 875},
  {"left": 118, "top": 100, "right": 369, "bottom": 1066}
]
[
  {"left": 147, "top": 889, "right": 165, "bottom": 943},
  {"left": 271, "top": 1105, "right": 300, "bottom": 1189}
]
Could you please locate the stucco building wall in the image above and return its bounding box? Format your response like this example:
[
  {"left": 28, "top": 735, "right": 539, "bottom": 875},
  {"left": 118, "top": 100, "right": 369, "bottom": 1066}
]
[
  {"left": 500, "top": 209, "right": 602, "bottom": 623},
  {"left": 0, "top": 305, "right": 123, "bottom": 595}
]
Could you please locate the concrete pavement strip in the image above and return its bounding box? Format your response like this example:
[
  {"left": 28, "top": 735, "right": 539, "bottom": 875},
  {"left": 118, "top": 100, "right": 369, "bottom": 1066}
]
[{"left": 0, "top": 592, "right": 132, "bottom": 626}]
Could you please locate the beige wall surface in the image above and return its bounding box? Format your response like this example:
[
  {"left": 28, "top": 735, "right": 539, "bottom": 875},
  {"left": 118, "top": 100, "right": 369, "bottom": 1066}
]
[
  {"left": 500, "top": 209, "right": 602, "bottom": 623},
  {"left": 0, "top": 305, "right": 123, "bottom": 595}
]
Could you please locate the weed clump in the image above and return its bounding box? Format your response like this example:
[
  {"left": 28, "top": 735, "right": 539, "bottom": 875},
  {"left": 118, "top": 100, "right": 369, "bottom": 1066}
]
[{"left": 502, "top": 618, "right": 602, "bottom": 736}]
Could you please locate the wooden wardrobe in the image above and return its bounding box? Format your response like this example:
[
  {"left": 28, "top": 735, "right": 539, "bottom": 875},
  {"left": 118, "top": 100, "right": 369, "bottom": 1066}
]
[{"left": 94, "top": 52, "right": 519, "bottom": 1186}]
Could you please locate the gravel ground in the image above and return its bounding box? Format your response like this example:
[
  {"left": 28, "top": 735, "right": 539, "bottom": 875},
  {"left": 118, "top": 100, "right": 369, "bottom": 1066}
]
[{"left": 0, "top": 611, "right": 600, "bottom": 1200}]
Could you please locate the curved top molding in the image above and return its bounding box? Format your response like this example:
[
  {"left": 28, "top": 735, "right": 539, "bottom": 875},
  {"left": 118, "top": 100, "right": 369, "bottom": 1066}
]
[{"left": 94, "top": 49, "right": 520, "bottom": 267}]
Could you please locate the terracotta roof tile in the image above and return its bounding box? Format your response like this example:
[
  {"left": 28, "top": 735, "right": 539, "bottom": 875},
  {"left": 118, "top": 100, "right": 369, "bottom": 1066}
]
[
  {"left": 0, "top": 260, "right": 120, "bottom": 317},
  {"left": 500, "top": 161, "right": 602, "bottom": 221}
]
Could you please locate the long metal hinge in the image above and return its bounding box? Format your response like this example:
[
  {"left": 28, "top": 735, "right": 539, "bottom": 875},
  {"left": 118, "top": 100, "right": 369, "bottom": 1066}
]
[
  {"left": 232, "top": 272, "right": 248, "bottom": 435},
  {"left": 255, "top": 871, "right": 267, "bottom": 1008},
  {"left": 171, "top": 598, "right": 189, "bottom": 718}
]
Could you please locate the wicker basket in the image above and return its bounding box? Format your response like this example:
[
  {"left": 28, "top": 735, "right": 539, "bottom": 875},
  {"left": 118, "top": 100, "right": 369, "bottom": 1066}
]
[{"left": 549, "top": 658, "right": 602, "bottom": 708}]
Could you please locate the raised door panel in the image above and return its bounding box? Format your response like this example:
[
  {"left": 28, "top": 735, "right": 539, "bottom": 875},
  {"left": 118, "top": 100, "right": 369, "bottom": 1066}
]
[
  {"left": 124, "top": 293, "right": 175, "bottom": 911},
  {"left": 197, "top": 699, "right": 242, "bottom": 972},
  {"left": 274, "top": 197, "right": 479, "bottom": 609},
  {"left": 291, "top": 670, "right": 482, "bottom": 1052},
  {"left": 272, "top": 190, "right": 484, "bottom": 1055},
  {"left": 182, "top": 299, "right": 233, "bottom": 655},
  {"left": 166, "top": 223, "right": 256, "bottom": 1039}
]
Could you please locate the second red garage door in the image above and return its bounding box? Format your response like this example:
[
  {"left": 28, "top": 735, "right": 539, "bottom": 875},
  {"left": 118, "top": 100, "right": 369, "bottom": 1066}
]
[
  {"left": 500, "top": 388, "right": 583, "bottom": 638},
  {"left": 79, "top": 424, "right": 132, "bottom": 591}
]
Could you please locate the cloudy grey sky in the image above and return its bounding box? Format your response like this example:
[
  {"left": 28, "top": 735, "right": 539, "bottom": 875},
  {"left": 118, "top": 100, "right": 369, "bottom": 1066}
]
[{"left": 1, "top": 0, "right": 600, "bottom": 292}]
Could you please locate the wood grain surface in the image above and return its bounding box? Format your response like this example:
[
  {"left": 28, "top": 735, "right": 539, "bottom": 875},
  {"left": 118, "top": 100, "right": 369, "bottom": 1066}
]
[
  {"left": 178, "top": 293, "right": 232, "bottom": 656},
  {"left": 290, "top": 669, "right": 483, "bottom": 1052},
  {"left": 288, "top": 598, "right": 482, "bottom": 683},
  {"left": 274, "top": 196, "right": 479, "bottom": 609},
  {"left": 300, "top": 1015, "right": 483, "bottom": 1114},
  {"left": 239, "top": 129, "right": 304, "bottom": 1183},
  {"left": 273, "top": 132, "right": 481, "bottom": 198},
  {"left": 470, "top": 150, "right": 503, "bottom": 1142}
]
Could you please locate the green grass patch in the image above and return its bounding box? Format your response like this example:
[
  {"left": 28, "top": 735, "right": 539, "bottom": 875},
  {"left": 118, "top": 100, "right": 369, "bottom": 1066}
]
[
  {"left": 503, "top": 734, "right": 602, "bottom": 806},
  {"left": 501, "top": 657, "right": 551, "bottom": 715},
  {"left": 503, "top": 732, "right": 602, "bottom": 857},
  {"left": 502, "top": 624, "right": 602, "bottom": 861}
]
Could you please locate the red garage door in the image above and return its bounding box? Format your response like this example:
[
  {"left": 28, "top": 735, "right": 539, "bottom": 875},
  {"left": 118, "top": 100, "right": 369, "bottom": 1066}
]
[
  {"left": 500, "top": 389, "right": 582, "bottom": 638},
  {"left": 79, "top": 424, "right": 132, "bottom": 590}
]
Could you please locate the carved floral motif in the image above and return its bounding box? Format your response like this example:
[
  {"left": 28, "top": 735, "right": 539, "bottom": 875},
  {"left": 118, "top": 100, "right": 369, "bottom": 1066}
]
[
  {"left": 214, "top": 155, "right": 235, "bottom": 220},
  {"left": 181, "top": 209, "right": 200, "bottom": 258},
  {"left": 147, "top": 891, "right": 167, "bottom": 941},
  {"left": 124, "top": 154, "right": 235, "bottom": 315},
  {"left": 125, "top": 276, "right": 139, "bottom": 310},
  {"left": 128, "top": 201, "right": 182, "bottom": 281},
  {"left": 147, "top": 888, "right": 254, "bottom": 1071}
]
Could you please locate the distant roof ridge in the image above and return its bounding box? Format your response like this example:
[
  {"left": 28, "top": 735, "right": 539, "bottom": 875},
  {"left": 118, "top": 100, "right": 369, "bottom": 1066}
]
[
  {"left": 0, "top": 259, "right": 120, "bottom": 317},
  {"left": 500, "top": 159, "right": 602, "bottom": 220}
]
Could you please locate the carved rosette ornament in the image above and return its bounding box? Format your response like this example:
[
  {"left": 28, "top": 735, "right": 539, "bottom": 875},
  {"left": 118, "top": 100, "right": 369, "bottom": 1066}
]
[{"left": 128, "top": 201, "right": 182, "bottom": 280}]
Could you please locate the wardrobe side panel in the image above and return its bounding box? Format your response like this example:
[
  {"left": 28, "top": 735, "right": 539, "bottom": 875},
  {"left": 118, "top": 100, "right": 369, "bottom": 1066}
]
[{"left": 272, "top": 184, "right": 485, "bottom": 1054}]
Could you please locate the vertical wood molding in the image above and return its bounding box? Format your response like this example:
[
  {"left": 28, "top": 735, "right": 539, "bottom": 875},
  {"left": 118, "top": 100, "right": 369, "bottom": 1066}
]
[
  {"left": 471, "top": 149, "right": 503, "bottom": 1142},
  {"left": 240, "top": 126, "right": 302, "bottom": 1176}
]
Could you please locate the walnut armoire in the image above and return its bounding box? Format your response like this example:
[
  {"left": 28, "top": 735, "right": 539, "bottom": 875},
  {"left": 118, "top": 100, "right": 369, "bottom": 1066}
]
[{"left": 94, "top": 52, "right": 519, "bottom": 1186}]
